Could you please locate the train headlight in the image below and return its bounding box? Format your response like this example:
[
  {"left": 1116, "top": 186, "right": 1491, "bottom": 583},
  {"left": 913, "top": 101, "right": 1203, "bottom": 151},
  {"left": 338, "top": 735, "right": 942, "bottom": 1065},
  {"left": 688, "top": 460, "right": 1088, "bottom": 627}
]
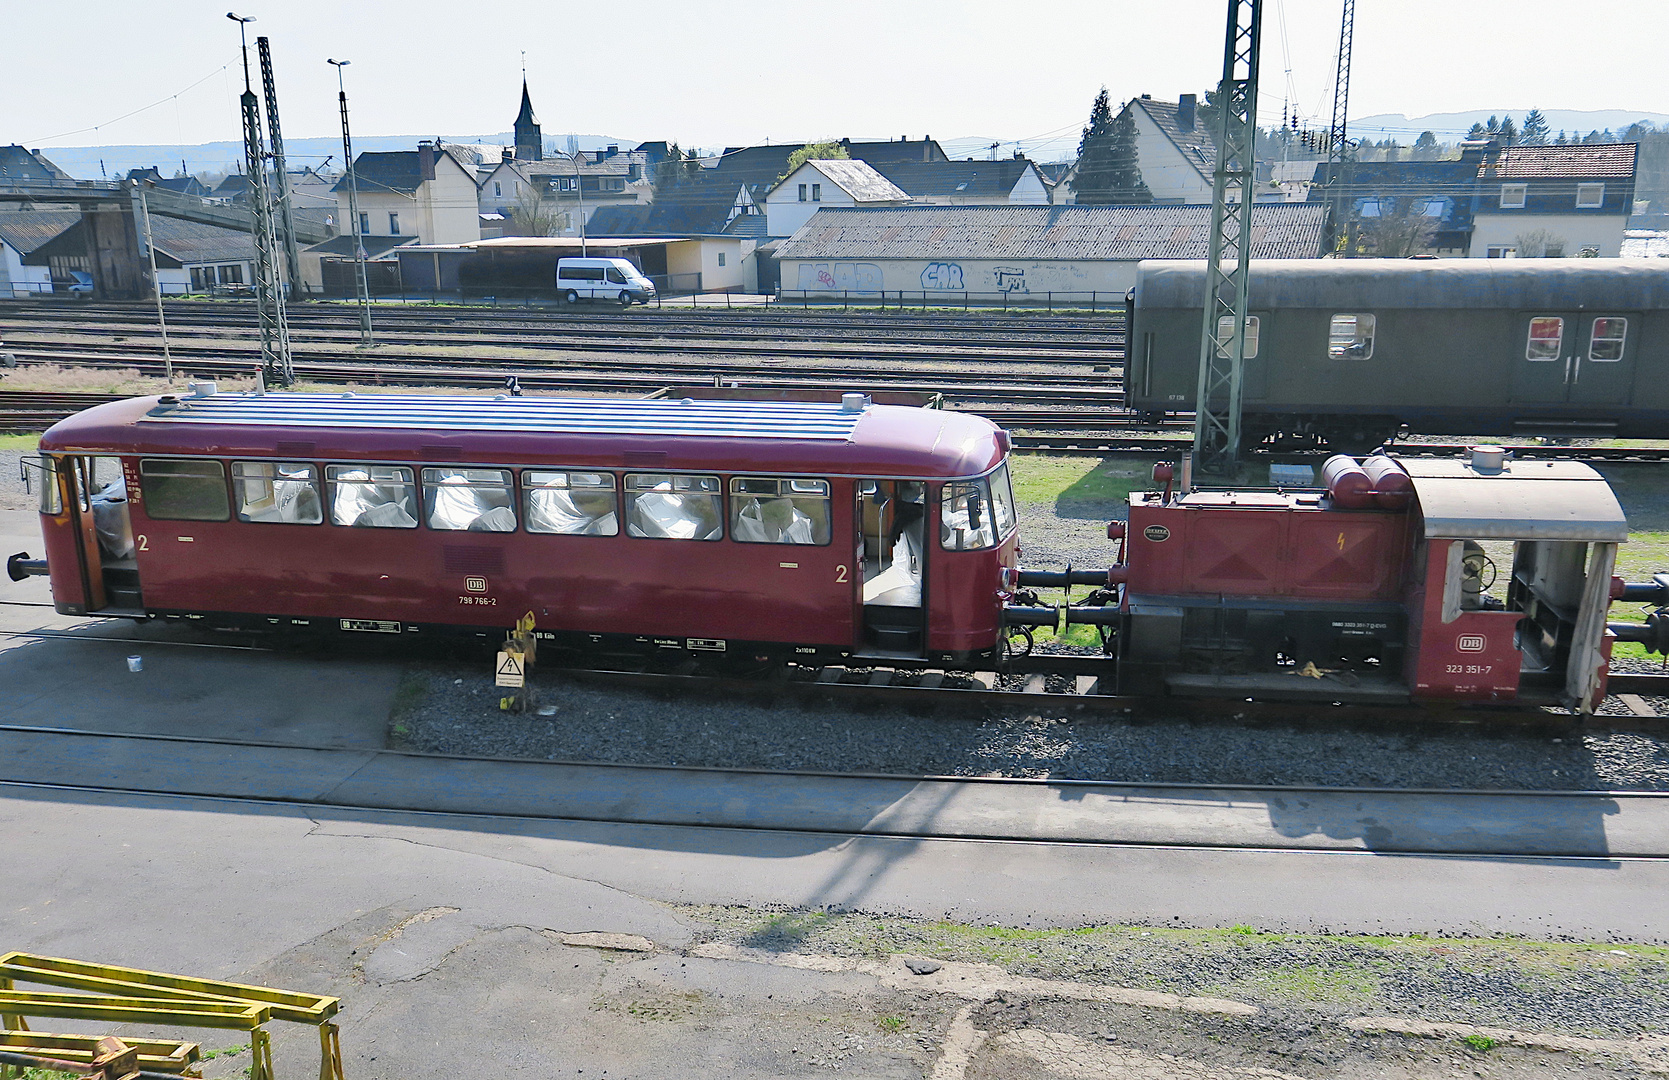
[{"left": 999, "top": 566, "right": 1018, "bottom": 592}]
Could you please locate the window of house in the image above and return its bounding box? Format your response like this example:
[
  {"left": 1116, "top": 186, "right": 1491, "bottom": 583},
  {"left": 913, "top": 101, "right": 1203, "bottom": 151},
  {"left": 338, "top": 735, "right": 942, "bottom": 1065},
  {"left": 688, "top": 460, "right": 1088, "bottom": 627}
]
[
  {"left": 797, "top": 184, "right": 807, "bottom": 202},
  {"left": 139, "top": 459, "right": 230, "bottom": 521},
  {"left": 1499, "top": 184, "right": 1527, "bottom": 209},
  {"left": 357, "top": 211, "right": 369, "bottom": 235},
  {"left": 605, "top": 178, "right": 625, "bottom": 192},
  {"left": 624, "top": 473, "right": 722, "bottom": 540},
  {"left": 327, "top": 465, "right": 418, "bottom": 528},
  {"left": 1328, "top": 313, "right": 1376, "bottom": 359},
  {"left": 388, "top": 212, "right": 400, "bottom": 235},
  {"left": 1589, "top": 317, "right": 1627, "bottom": 361},
  {"left": 730, "top": 478, "right": 831, "bottom": 545},
  {"left": 423, "top": 468, "right": 515, "bottom": 532},
  {"left": 1212, "top": 315, "right": 1259, "bottom": 359},
  {"left": 717, "top": 252, "right": 726, "bottom": 267},
  {"left": 493, "top": 181, "right": 502, "bottom": 197},
  {"left": 525, "top": 471, "right": 618, "bottom": 535},
  {"left": 811, "top": 183, "right": 821, "bottom": 202},
  {"left": 233, "top": 462, "right": 322, "bottom": 524},
  {"left": 1526, "top": 316, "right": 1564, "bottom": 360},
  {"left": 190, "top": 267, "right": 207, "bottom": 292},
  {"left": 1487, "top": 245, "right": 1518, "bottom": 259},
  {"left": 219, "top": 264, "right": 243, "bottom": 284},
  {"left": 1576, "top": 183, "right": 1605, "bottom": 209}
]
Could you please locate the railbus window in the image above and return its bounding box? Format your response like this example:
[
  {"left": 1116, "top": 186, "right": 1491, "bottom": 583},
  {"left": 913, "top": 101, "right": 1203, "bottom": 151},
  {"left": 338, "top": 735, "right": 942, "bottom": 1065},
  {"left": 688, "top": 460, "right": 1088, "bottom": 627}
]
[
  {"left": 525, "top": 471, "right": 618, "bottom": 536},
  {"left": 1589, "top": 317, "right": 1627, "bottom": 361},
  {"left": 38, "top": 455, "right": 63, "bottom": 515},
  {"left": 1526, "top": 317, "right": 1564, "bottom": 360},
  {"left": 941, "top": 477, "right": 999, "bottom": 551},
  {"left": 1213, "top": 315, "right": 1259, "bottom": 358},
  {"left": 423, "top": 467, "right": 516, "bottom": 532},
  {"left": 1328, "top": 314, "right": 1376, "bottom": 359},
  {"left": 987, "top": 463, "right": 1016, "bottom": 539},
  {"left": 730, "top": 477, "right": 831, "bottom": 545},
  {"left": 139, "top": 459, "right": 230, "bottom": 521},
  {"left": 232, "top": 462, "right": 322, "bottom": 524},
  {"left": 624, "top": 473, "right": 722, "bottom": 540},
  {"left": 327, "top": 465, "right": 418, "bottom": 528}
]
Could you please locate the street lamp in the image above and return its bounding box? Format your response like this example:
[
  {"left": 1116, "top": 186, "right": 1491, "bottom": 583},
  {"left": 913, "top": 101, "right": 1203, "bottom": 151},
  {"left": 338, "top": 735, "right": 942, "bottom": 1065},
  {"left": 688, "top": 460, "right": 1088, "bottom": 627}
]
[
  {"left": 558, "top": 148, "right": 588, "bottom": 257},
  {"left": 328, "top": 58, "right": 373, "bottom": 346},
  {"left": 226, "top": 13, "right": 255, "bottom": 92}
]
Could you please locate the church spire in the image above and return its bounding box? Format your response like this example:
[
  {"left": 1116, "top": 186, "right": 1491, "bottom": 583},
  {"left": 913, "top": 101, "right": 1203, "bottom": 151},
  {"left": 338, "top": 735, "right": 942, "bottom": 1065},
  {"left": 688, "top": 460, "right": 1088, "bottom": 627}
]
[{"left": 514, "top": 77, "right": 542, "bottom": 162}]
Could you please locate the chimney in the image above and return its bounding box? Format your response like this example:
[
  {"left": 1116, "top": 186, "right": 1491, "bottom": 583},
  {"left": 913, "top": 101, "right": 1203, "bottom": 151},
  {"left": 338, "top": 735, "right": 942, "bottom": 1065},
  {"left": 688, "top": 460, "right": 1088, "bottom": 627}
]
[
  {"left": 606, "top": 144, "right": 618, "bottom": 155},
  {"left": 502, "top": 146, "right": 514, "bottom": 163},
  {"left": 418, "top": 141, "right": 436, "bottom": 181},
  {"left": 924, "top": 135, "right": 931, "bottom": 162},
  {"left": 1178, "top": 94, "right": 1197, "bottom": 132}
]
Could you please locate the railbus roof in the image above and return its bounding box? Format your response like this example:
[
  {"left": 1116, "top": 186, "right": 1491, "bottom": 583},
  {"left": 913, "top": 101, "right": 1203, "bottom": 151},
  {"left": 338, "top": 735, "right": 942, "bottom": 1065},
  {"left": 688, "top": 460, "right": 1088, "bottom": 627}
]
[{"left": 40, "top": 393, "right": 1007, "bottom": 479}]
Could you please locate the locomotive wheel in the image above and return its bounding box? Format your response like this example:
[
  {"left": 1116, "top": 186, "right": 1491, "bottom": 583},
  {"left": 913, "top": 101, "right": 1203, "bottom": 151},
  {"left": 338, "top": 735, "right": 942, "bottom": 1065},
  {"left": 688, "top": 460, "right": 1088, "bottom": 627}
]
[
  {"left": 1323, "top": 425, "right": 1396, "bottom": 456},
  {"left": 565, "top": 289, "right": 579, "bottom": 304}
]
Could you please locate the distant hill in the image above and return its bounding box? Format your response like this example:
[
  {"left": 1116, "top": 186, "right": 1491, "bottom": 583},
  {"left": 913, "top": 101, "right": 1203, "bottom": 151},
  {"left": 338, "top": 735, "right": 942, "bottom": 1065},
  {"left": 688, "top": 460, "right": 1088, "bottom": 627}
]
[
  {"left": 1350, "top": 109, "right": 1669, "bottom": 140},
  {"left": 31, "top": 133, "right": 643, "bottom": 181}
]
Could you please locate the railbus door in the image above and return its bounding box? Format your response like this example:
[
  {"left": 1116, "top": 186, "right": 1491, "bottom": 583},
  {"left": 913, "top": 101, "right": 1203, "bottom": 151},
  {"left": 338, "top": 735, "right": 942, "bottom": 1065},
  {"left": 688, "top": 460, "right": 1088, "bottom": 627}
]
[
  {"left": 62, "top": 455, "right": 140, "bottom": 613},
  {"left": 1510, "top": 311, "right": 1636, "bottom": 401},
  {"left": 855, "top": 479, "right": 927, "bottom": 657}
]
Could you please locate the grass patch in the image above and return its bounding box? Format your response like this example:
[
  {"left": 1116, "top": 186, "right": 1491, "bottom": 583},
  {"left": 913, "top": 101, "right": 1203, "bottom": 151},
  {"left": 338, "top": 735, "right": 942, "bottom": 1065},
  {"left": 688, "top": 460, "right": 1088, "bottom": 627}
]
[
  {"left": 1008, "top": 454, "right": 1146, "bottom": 510},
  {"left": 1462, "top": 1034, "right": 1499, "bottom": 1052},
  {"left": 386, "top": 669, "right": 430, "bottom": 746},
  {"left": 0, "top": 432, "right": 41, "bottom": 450},
  {"left": 876, "top": 1015, "right": 907, "bottom": 1033},
  {"left": 1232, "top": 963, "right": 1382, "bottom": 1005}
]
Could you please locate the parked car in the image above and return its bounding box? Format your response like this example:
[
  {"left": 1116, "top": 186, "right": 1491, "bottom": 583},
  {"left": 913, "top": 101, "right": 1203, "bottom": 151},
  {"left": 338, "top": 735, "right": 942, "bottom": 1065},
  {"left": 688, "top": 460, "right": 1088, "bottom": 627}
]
[
  {"left": 555, "top": 257, "right": 656, "bottom": 306},
  {"left": 66, "top": 271, "right": 94, "bottom": 296}
]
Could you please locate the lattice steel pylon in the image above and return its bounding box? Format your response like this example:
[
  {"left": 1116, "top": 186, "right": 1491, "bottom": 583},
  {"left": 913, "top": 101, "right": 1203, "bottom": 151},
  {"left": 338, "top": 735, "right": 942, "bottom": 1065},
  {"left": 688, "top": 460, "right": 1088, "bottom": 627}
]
[
  {"left": 1323, "top": 0, "right": 1356, "bottom": 253},
  {"left": 232, "top": 21, "right": 292, "bottom": 387},
  {"left": 258, "top": 36, "right": 302, "bottom": 297},
  {"left": 1191, "top": 0, "right": 1263, "bottom": 474}
]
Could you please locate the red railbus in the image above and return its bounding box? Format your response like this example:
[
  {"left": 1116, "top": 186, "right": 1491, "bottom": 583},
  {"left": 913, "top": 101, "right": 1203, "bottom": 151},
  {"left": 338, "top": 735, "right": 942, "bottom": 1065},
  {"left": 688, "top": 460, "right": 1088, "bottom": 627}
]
[{"left": 21, "top": 389, "right": 1019, "bottom": 667}]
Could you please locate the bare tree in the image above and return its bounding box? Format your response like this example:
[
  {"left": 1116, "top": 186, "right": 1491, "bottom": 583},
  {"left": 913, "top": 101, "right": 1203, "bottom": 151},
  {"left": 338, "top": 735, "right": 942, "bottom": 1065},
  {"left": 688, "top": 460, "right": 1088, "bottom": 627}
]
[
  {"left": 509, "top": 180, "right": 561, "bottom": 237},
  {"left": 1514, "top": 228, "right": 1567, "bottom": 258},
  {"left": 1353, "top": 198, "right": 1440, "bottom": 257}
]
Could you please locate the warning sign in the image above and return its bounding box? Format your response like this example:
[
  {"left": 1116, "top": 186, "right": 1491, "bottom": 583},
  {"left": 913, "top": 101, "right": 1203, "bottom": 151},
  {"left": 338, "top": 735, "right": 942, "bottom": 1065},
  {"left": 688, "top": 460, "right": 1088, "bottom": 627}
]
[{"left": 495, "top": 649, "right": 525, "bottom": 687}]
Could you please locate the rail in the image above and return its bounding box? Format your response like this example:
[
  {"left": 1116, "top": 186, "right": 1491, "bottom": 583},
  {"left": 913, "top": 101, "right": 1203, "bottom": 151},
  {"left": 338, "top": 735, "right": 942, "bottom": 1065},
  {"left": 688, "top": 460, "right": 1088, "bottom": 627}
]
[{"left": 774, "top": 288, "right": 1126, "bottom": 312}]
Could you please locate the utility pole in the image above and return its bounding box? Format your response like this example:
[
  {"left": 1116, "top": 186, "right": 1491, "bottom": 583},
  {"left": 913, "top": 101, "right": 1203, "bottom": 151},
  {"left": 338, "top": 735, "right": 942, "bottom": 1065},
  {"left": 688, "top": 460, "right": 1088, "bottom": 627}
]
[
  {"left": 130, "top": 180, "right": 174, "bottom": 382},
  {"left": 1324, "top": 0, "right": 1357, "bottom": 254},
  {"left": 229, "top": 13, "right": 293, "bottom": 386},
  {"left": 258, "top": 36, "right": 302, "bottom": 295},
  {"left": 329, "top": 58, "right": 373, "bottom": 346},
  {"left": 1190, "top": 0, "right": 1262, "bottom": 475},
  {"left": 564, "top": 149, "right": 589, "bottom": 257}
]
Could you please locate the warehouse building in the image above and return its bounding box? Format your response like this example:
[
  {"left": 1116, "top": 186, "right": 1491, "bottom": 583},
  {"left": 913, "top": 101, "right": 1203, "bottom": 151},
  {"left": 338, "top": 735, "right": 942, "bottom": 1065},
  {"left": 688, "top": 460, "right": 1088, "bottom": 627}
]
[{"left": 775, "top": 203, "right": 1326, "bottom": 301}]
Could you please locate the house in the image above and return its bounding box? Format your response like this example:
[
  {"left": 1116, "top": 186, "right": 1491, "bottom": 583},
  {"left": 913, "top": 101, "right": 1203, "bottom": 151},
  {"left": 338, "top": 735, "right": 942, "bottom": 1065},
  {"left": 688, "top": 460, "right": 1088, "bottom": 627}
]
[
  {"left": 0, "top": 209, "right": 81, "bottom": 295},
  {"left": 869, "top": 157, "right": 1050, "bottom": 206},
  {"left": 1308, "top": 159, "right": 1478, "bottom": 256},
  {"left": 764, "top": 160, "right": 910, "bottom": 238},
  {"left": 0, "top": 146, "right": 73, "bottom": 183},
  {"left": 479, "top": 149, "right": 651, "bottom": 237},
  {"left": 1469, "top": 143, "right": 1637, "bottom": 258},
  {"left": 775, "top": 203, "right": 1325, "bottom": 299},
  {"left": 1063, "top": 95, "right": 1216, "bottom": 205},
  {"left": 22, "top": 213, "right": 254, "bottom": 295},
  {"left": 125, "top": 167, "right": 209, "bottom": 199}
]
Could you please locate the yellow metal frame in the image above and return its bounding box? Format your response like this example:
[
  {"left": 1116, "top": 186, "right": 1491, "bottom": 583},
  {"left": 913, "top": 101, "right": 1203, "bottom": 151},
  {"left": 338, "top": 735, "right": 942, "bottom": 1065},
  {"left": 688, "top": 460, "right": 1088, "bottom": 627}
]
[
  {"left": 0, "top": 1030, "right": 200, "bottom": 1073},
  {"left": 0, "top": 953, "right": 342, "bottom": 1080}
]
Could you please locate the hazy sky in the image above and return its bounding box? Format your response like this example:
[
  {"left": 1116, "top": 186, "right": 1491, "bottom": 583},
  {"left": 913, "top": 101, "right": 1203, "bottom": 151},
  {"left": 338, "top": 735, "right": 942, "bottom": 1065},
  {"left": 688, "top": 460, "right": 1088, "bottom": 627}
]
[{"left": 5, "top": 0, "right": 1664, "bottom": 162}]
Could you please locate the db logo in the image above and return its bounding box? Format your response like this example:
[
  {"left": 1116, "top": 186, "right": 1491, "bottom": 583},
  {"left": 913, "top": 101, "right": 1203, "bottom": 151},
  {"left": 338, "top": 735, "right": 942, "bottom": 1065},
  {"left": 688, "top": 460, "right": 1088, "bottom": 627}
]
[
  {"left": 1456, "top": 634, "right": 1486, "bottom": 652},
  {"left": 465, "top": 577, "right": 488, "bottom": 593}
]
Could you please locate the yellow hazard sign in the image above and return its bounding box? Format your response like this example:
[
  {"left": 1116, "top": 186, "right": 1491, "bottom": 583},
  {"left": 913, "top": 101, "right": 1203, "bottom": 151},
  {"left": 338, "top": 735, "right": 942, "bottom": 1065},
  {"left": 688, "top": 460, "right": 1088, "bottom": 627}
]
[{"left": 495, "top": 649, "right": 525, "bottom": 687}]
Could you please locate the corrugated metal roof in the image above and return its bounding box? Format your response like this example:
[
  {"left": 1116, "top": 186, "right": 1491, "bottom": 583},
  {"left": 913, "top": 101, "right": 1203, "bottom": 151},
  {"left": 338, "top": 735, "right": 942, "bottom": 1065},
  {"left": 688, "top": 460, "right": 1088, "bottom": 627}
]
[
  {"left": 1484, "top": 143, "right": 1637, "bottom": 179},
  {"left": 775, "top": 204, "right": 1325, "bottom": 261},
  {"left": 799, "top": 160, "right": 910, "bottom": 203},
  {"left": 143, "top": 393, "right": 867, "bottom": 441},
  {"left": 145, "top": 216, "right": 256, "bottom": 266},
  {"left": 1401, "top": 459, "right": 1626, "bottom": 541},
  {"left": 0, "top": 210, "right": 81, "bottom": 256}
]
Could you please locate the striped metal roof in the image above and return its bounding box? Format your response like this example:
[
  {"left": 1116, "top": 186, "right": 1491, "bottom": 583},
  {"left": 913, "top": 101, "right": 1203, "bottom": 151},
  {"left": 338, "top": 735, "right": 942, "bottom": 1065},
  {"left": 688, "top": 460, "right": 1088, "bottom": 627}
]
[
  {"left": 141, "top": 392, "right": 866, "bottom": 440},
  {"left": 774, "top": 204, "right": 1325, "bottom": 262}
]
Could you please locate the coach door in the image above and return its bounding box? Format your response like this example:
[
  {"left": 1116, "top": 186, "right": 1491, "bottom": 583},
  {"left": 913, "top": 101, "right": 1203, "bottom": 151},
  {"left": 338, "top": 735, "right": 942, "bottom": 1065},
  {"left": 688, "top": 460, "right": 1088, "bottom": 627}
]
[
  {"left": 855, "top": 479, "right": 926, "bottom": 656},
  {"left": 1511, "top": 313, "right": 1637, "bottom": 407}
]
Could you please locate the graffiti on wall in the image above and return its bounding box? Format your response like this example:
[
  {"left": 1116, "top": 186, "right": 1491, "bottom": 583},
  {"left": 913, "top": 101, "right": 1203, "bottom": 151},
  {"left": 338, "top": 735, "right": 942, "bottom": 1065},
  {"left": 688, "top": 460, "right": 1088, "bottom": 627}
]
[
  {"left": 797, "top": 262, "right": 883, "bottom": 292},
  {"left": 992, "top": 266, "right": 1029, "bottom": 293},
  {"left": 919, "top": 262, "right": 964, "bottom": 290}
]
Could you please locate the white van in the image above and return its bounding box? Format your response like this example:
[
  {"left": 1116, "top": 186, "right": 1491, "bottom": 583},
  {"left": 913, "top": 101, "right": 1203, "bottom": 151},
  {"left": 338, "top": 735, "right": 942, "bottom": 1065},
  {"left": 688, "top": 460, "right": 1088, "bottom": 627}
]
[{"left": 555, "top": 257, "right": 657, "bottom": 306}]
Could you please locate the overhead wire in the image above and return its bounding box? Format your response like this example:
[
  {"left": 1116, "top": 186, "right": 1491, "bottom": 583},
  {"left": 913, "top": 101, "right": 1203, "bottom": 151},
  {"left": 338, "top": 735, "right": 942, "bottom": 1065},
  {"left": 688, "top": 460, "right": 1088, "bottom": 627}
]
[{"left": 24, "top": 65, "right": 231, "bottom": 146}]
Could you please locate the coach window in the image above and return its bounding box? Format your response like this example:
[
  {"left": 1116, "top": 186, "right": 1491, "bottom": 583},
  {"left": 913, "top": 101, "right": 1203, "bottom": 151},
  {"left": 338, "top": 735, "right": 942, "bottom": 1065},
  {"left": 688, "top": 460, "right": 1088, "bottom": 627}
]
[
  {"left": 139, "top": 459, "right": 230, "bottom": 521},
  {"left": 1526, "top": 316, "right": 1564, "bottom": 360},
  {"left": 1589, "top": 317, "right": 1627, "bottom": 361},
  {"left": 424, "top": 467, "right": 516, "bottom": 532},
  {"left": 1328, "top": 313, "right": 1376, "bottom": 359},
  {"left": 525, "top": 471, "right": 618, "bottom": 536},
  {"left": 731, "top": 477, "right": 831, "bottom": 545},
  {"left": 232, "top": 462, "right": 322, "bottom": 524},
  {"left": 327, "top": 465, "right": 418, "bottom": 528},
  {"left": 625, "top": 473, "right": 722, "bottom": 540},
  {"left": 941, "top": 476, "right": 1000, "bottom": 551},
  {"left": 1213, "top": 315, "right": 1259, "bottom": 358}
]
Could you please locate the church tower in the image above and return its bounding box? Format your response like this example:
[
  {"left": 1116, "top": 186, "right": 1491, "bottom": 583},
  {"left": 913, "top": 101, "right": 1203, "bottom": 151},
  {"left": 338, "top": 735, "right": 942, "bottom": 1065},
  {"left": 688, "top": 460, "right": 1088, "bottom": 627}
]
[{"left": 514, "top": 80, "right": 542, "bottom": 162}]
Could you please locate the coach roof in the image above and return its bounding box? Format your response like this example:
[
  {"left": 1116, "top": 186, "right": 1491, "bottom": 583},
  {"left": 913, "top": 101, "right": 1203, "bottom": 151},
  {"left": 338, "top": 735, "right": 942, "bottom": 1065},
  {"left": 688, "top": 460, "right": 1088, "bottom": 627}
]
[{"left": 41, "top": 393, "right": 1005, "bottom": 479}]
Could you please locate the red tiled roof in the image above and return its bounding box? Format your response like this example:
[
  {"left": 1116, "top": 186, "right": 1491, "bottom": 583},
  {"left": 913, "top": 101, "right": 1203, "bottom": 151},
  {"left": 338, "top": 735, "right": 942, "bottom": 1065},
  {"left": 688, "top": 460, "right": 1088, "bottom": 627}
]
[{"left": 1483, "top": 144, "right": 1637, "bottom": 179}]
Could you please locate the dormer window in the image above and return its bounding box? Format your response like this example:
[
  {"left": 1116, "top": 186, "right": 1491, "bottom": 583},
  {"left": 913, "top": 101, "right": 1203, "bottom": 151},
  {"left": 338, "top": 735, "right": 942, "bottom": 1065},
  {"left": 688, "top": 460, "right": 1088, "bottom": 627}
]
[
  {"left": 1499, "top": 184, "right": 1527, "bottom": 209},
  {"left": 1576, "top": 183, "right": 1604, "bottom": 209}
]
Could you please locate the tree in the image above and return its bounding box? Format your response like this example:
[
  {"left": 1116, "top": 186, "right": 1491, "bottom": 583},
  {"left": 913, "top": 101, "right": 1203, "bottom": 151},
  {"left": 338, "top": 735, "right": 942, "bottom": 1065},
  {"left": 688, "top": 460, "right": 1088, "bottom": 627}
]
[
  {"left": 1521, "top": 109, "right": 1551, "bottom": 146},
  {"left": 1100, "top": 109, "right": 1153, "bottom": 202},
  {"left": 1486, "top": 116, "right": 1501, "bottom": 136},
  {"left": 1070, "top": 88, "right": 1122, "bottom": 203},
  {"left": 508, "top": 179, "right": 561, "bottom": 237},
  {"left": 654, "top": 142, "right": 684, "bottom": 191},
  {"left": 1515, "top": 228, "right": 1567, "bottom": 258},
  {"left": 1498, "top": 116, "right": 1518, "bottom": 145},
  {"left": 1413, "top": 131, "right": 1439, "bottom": 160},
  {"left": 1466, "top": 122, "right": 1487, "bottom": 139},
  {"left": 778, "top": 140, "right": 848, "bottom": 182},
  {"left": 1555, "top": 130, "right": 1569, "bottom": 145},
  {"left": 1355, "top": 197, "right": 1440, "bottom": 257}
]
